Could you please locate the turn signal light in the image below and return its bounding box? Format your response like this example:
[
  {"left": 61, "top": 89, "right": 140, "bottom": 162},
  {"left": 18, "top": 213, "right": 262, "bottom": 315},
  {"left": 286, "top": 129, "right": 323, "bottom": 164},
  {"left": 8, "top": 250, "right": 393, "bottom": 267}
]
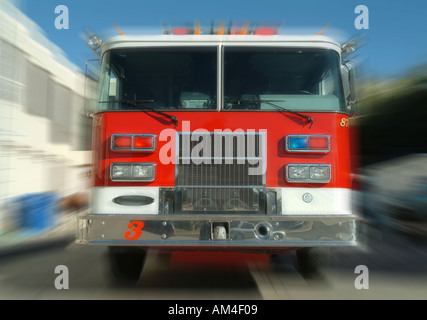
[
  {"left": 111, "top": 134, "right": 156, "bottom": 152},
  {"left": 286, "top": 135, "right": 330, "bottom": 153}
]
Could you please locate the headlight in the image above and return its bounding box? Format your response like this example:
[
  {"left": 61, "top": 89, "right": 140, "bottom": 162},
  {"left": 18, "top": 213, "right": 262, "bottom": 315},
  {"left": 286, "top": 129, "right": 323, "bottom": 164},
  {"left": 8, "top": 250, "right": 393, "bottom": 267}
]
[
  {"left": 286, "top": 164, "right": 331, "bottom": 183},
  {"left": 111, "top": 163, "right": 156, "bottom": 181},
  {"left": 287, "top": 165, "right": 309, "bottom": 180},
  {"left": 309, "top": 165, "right": 330, "bottom": 180},
  {"left": 111, "top": 164, "right": 132, "bottom": 180}
]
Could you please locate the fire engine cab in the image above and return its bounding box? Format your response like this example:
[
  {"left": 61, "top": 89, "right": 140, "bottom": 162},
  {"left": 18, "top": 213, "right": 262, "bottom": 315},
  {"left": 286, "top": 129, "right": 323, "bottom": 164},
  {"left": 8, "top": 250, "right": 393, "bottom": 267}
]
[{"left": 77, "top": 24, "right": 359, "bottom": 283}]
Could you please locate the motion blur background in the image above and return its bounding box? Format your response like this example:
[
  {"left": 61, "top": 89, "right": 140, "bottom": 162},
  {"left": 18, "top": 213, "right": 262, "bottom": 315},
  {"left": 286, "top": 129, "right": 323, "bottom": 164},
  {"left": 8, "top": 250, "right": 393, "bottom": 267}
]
[
  {"left": 0, "top": 0, "right": 93, "bottom": 237},
  {"left": 0, "top": 0, "right": 427, "bottom": 249}
]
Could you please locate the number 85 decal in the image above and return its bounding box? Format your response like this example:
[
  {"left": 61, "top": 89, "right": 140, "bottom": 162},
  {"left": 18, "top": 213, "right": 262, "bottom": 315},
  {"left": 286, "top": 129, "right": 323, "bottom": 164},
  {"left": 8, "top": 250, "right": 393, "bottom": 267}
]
[{"left": 125, "top": 221, "right": 144, "bottom": 240}]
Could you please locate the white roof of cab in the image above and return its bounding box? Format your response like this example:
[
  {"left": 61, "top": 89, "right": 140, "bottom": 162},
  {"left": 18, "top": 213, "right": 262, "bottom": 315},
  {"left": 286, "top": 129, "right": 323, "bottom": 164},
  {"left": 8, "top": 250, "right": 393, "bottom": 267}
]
[{"left": 101, "top": 34, "right": 343, "bottom": 55}]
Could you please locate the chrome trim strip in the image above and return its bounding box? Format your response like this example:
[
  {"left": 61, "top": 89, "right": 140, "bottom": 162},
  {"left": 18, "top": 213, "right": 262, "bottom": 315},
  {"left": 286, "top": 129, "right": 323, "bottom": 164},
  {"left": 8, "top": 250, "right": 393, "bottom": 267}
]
[
  {"left": 101, "top": 38, "right": 343, "bottom": 58},
  {"left": 217, "top": 45, "right": 222, "bottom": 112},
  {"left": 174, "top": 185, "right": 265, "bottom": 188},
  {"left": 76, "top": 213, "right": 358, "bottom": 248}
]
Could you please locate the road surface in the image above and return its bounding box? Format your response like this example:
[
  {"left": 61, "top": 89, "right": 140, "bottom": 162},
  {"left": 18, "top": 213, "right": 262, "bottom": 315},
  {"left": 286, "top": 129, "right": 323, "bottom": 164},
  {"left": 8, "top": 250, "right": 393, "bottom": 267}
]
[{"left": 0, "top": 223, "right": 426, "bottom": 300}]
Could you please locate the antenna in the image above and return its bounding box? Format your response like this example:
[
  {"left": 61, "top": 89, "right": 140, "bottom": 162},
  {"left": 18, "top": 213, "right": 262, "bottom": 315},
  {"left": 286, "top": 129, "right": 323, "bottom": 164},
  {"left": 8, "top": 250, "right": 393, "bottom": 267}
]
[{"left": 114, "top": 23, "right": 127, "bottom": 38}]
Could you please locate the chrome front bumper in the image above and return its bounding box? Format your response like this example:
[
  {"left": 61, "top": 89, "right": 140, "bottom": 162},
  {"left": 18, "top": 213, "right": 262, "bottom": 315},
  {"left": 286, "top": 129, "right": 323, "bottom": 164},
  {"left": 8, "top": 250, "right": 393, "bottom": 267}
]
[{"left": 76, "top": 213, "right": 358, "bottom": 250}]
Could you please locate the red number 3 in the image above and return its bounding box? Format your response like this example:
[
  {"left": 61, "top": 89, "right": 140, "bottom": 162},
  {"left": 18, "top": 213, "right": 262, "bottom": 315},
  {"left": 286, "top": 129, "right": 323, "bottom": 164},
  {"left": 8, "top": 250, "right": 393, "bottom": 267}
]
[{"left": 125, "top": 221, "right": 144, "bottom": 240}]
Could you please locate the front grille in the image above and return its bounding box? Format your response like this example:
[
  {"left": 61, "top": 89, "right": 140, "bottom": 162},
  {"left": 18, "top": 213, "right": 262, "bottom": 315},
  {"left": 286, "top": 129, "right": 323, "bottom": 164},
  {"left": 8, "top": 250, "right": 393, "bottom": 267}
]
[
  {"left": 176, "top": 131, "right": 265, "bottom": 187},
  {"left": 168, "top": 131, "right": 274, "bottom": 213},
  {"left": 179, "top": 187, "right": 261, "bottom": 212}
]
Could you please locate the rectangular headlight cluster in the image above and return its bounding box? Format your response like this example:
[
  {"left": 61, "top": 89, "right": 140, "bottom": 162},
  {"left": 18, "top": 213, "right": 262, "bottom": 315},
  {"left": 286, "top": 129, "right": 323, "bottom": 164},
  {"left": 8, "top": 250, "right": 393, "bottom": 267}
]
[
  {"left": 110, "top": 163, "right": 156, "bottom": 181},
  {"left": 286, "top": 164, "right": 331, "bottom": 183}
]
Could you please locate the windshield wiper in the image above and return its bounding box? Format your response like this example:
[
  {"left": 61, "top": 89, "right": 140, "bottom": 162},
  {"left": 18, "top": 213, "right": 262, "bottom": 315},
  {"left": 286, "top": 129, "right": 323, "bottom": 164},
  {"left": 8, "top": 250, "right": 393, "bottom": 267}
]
[
  {"left": 229, "top": 99, "right": 313, "bottom": 128},
  {"left": 99, "top": 100, "right": 178, "bottom": 127},
  {"left": 260, "top": 100, "right": 313, "bottom": 128}
]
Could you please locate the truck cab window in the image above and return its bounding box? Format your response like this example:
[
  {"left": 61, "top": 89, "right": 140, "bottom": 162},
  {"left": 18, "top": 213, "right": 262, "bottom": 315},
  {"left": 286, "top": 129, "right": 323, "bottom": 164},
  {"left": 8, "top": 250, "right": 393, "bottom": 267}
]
[
  {"left": 223, "top": 47, "right": 346, "bottom": 111},
  {"left": 98, "top": 47, "right": 217, "bottom": 110}
]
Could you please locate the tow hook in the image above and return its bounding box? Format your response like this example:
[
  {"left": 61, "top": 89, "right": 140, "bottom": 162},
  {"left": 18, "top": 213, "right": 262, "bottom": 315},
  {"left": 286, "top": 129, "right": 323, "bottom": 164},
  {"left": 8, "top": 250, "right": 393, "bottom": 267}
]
[{"left": 211, "top": 222, "right": 229, "bottom": 240}]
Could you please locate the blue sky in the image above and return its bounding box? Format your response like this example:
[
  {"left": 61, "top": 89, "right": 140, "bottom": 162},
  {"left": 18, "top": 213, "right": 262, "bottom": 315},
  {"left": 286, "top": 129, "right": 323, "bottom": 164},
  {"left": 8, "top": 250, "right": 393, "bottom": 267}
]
[{"left": 16, "top": 0, "right": 427, "bottom": 79}]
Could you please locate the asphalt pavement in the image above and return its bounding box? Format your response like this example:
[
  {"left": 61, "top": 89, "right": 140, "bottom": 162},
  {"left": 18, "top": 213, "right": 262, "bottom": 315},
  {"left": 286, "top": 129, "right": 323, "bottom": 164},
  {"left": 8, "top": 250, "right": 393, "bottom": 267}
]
[{"left": 1, "top": 212, "right": 427, "bottom": 300}]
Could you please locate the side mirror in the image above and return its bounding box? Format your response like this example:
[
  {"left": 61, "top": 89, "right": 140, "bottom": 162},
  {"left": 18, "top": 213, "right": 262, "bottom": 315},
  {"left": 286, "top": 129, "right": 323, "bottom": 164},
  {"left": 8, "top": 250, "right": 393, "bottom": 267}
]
[
  {"left": 84, "top": 59, "right": 100, "bottom": 118},
  {"left": 341, "top": 35, "right": 366, "bottom": 57},
  {"left": 341, "top": 61, "right": 357, "bottom": 115}
]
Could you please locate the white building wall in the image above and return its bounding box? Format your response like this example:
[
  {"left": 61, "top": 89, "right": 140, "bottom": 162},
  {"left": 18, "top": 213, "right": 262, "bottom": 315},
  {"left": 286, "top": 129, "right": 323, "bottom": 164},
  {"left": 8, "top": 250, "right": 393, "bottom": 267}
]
[{"left": 0, "top": 0, "right": 93, "bottom": 232}]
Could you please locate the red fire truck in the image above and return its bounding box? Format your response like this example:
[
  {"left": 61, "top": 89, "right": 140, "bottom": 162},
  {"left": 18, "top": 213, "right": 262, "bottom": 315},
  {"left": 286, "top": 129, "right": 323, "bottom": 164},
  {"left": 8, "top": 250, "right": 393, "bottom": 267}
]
[{"left": 77, "top": 24, "right": 359, "bottom": 283}]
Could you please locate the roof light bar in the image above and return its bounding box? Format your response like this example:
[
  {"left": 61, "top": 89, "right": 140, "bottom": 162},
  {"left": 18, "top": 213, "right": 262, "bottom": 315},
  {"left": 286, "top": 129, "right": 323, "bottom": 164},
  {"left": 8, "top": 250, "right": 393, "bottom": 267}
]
[
  {"left": 163, "top": 22, "right": 280, "bottom": 36},
  {"left": 254, "top": 27, "right": 278, "bottom": 35},
  {"left": 194, "top": 21, "right": 202, "bottom": 35},
  {"left": 217, "top": 22, "right": 225, "bottom": 35},
  {"left": 171, "top": 27, "right": 191, "bottom": 35}
]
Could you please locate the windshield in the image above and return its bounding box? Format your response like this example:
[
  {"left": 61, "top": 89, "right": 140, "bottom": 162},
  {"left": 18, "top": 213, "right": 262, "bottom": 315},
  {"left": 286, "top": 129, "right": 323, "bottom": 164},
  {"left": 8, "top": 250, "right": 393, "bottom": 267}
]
[
  {"left": 97, "top": 46, "right": 345, "bottom": 112},
  {"left": 98, "top": 47, "right": 217, "bottom": 110},
  {"left": 223, "top": 47, "right": 345, "bottom": 111}
]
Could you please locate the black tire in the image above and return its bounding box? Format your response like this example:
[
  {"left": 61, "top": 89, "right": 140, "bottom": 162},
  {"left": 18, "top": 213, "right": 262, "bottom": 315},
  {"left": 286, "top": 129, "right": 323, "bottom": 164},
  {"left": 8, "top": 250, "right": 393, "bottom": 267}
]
[
  {"left": 296, "top": 247, "right": 330, "bottom": 280},
  {"left": 108, "top": 246, "right": 146, "bottom": 285}
]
